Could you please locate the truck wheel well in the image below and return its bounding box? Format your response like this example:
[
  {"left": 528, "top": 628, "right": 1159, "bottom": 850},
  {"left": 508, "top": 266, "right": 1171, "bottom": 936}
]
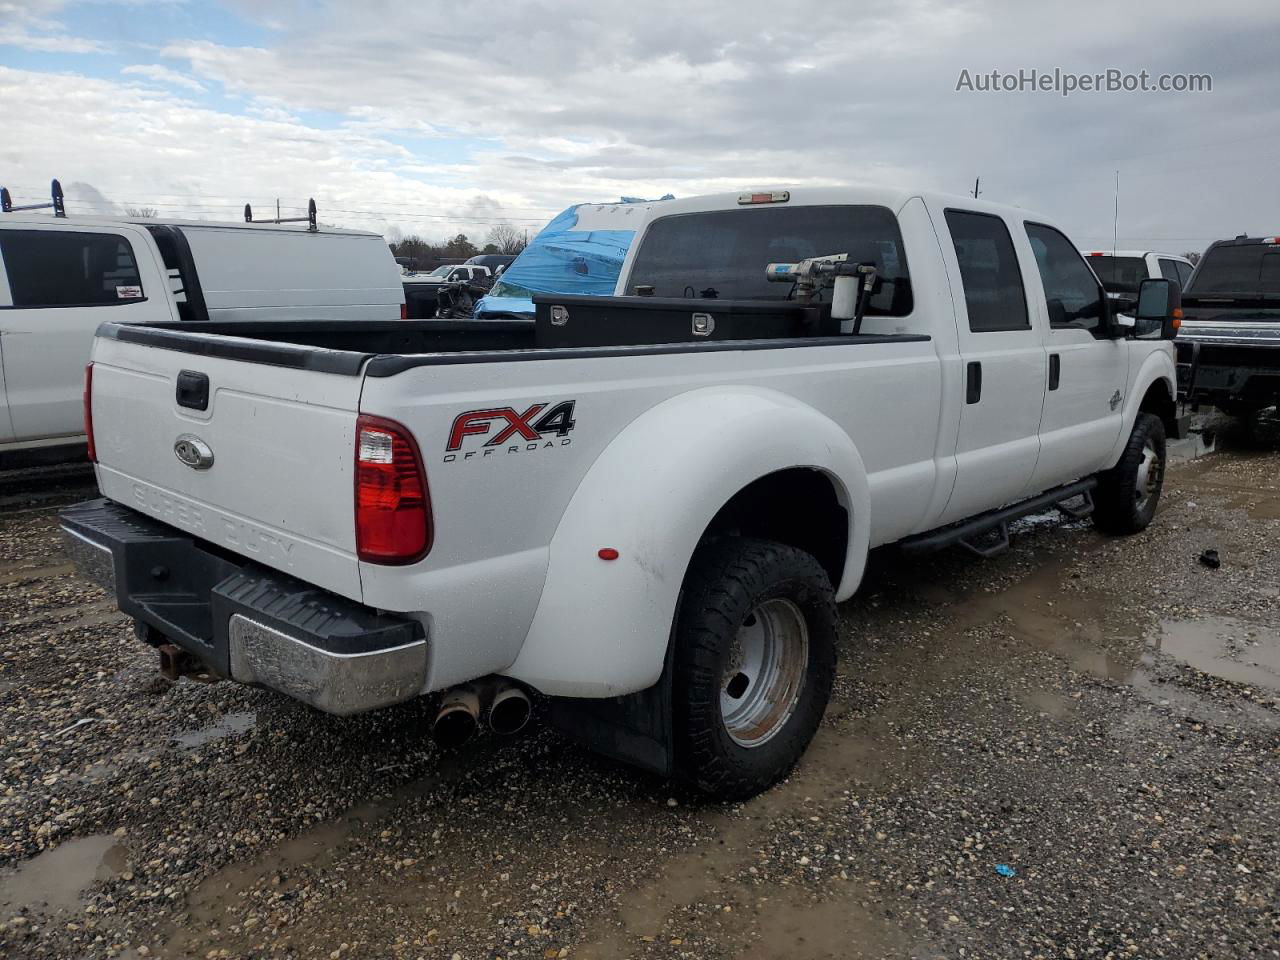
[
  {"left": 1139, "top": 379, "right": 1177, "bottom": 434},
  {"left": 701, "top": 469, "right": 848, "bottom": 588}
]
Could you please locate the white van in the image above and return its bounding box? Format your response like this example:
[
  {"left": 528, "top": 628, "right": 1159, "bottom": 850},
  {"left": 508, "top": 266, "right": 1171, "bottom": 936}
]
[{"left": 0, "top": 211, "right": 404, "bottom": 455}]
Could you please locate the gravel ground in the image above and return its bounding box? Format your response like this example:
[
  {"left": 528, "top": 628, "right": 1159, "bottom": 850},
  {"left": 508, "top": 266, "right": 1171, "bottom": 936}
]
[{"left": 1, "top": 422, "right": 1278, "bottom": 960}]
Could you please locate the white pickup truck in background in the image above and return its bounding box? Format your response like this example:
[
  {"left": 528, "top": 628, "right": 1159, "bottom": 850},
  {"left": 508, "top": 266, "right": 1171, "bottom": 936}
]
[
  {"left": 0, "top": 201, "right": 405, "bottom": 456},
  {"left": 1082, "top": 249, "right": 1196, "bottom": 298},
  {"left": 62, "top": 186, "right": 1186, "bottom": 799}
]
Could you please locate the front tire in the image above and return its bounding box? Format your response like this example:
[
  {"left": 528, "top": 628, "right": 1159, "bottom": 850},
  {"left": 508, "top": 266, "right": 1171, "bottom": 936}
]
[
  {"left": 673, "top": 538, "right": 836, "bottom": 801},
  {"left": 1094, "top": 412, "right": 1166, "bottom": 535}
]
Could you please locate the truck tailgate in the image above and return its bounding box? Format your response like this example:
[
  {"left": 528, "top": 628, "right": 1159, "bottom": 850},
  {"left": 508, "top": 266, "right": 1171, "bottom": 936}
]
[{"left": 89, "top": 334, "right": 364, "bottom": 601}]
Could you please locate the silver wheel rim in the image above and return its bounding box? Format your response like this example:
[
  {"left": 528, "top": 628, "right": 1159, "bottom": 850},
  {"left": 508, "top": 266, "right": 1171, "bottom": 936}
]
[
  {"left": 1134, "top": 437, "right": 1164, "bottom": 513},
  {"left": 720, "top": 598, "right": 809, "bottom": 748}
]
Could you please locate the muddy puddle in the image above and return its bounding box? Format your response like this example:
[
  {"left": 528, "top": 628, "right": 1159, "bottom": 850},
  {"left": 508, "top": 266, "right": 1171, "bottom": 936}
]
[
  {"left": 0, "top": 833, "right": 127, "bottom": 914},
  {"left": 158, "top": 798, "right": 388, "bottom": 957},
  {"left": 171, "top": 711, "right": 257, "bottom": 749},
  {"left": 732, "top": 891, "right": 911, "bottom": 959},
  {"left": 1154, "top": 616, "right": 1280, "bottom": 692},
  {"left": 1168, "top": 429, "right": 1219, "bottom": 463}
]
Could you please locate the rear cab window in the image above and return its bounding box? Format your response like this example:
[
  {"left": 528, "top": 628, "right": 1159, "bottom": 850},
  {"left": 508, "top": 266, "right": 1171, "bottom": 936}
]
[
  {"left": 0, "top": 229, "right": 144, "bottom": 308},
  {"left": 1158, "top": 259, "right": 1181, "bottom": 283},
  {"left": 1188, "top": 242, "right": 1280, "bottom": 296},
  {"left": 626, "top": 204, "right": 913, "bottom": 317},
  {"left": 1083, "top": 254, "right": 1147, "bottom": 295}
]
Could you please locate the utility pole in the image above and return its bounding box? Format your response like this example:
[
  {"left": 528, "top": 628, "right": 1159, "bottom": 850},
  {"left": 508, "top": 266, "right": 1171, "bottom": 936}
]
[{"left": 972, "top": 177, "right": 981, "bottom": 199}]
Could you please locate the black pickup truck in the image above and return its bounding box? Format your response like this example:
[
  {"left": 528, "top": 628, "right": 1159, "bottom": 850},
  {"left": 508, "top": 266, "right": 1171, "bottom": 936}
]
[{"left": 1177, "top": 236, "right": 1280, "bottom": 420}]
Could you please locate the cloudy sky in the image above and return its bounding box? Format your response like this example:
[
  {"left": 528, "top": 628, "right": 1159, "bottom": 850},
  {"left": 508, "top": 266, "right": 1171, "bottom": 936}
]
[{"left": 1, "top": 0, "right": 1276, "bottom": 252}]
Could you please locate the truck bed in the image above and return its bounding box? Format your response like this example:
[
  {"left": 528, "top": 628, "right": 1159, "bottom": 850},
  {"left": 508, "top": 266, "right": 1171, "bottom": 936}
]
[{"left": 98, "top": 303, "right": 915, "bottom": 377}]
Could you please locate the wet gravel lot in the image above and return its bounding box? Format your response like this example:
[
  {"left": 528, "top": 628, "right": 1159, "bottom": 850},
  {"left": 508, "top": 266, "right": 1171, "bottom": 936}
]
[{"left": 1, "top": 422, "right": 1278, "bottom": 960}]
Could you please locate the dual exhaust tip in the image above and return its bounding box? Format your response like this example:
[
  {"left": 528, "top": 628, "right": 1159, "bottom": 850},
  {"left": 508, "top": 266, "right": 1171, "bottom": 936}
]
[{"left": 433, "top": 681, "right": 531, "bottom": 747}]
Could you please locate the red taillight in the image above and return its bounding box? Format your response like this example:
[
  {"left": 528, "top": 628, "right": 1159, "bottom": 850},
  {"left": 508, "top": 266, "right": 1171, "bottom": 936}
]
[
  {"left": 400, "top": 302, "right": 408, "bottom": 320},
  {"left": 355, "top": 415, "right": 432, "bottom": 564},
  {"left": 83, "top": 363, "right": 96, "bottom": 463}
]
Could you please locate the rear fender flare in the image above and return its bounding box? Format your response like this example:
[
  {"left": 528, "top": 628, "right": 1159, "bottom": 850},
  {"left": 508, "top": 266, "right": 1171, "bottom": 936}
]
[{"left": 505, "top": 386, "right": 869, "bottom": 698}]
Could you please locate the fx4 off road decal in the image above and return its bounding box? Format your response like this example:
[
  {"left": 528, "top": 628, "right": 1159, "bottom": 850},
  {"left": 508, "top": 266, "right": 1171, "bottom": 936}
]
[{"left": 443, "top": 401, "right": 576, "bottom": 462}]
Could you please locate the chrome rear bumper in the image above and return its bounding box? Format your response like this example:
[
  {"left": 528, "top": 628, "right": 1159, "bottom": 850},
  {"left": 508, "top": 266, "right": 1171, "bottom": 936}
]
[{"left": 60, "top": 498, "right": 428, "bottom": 715}]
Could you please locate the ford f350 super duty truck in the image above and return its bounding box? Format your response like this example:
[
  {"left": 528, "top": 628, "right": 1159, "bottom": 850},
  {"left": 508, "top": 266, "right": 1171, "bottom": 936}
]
[{"left": 61, "top": 187, "right": 1185, "bottom": 800}]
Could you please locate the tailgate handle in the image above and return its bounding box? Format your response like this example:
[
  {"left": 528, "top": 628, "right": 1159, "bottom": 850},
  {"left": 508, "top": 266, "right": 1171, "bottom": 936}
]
[{"left": 176, "top": 370, "right": 210, "bottom": 411}]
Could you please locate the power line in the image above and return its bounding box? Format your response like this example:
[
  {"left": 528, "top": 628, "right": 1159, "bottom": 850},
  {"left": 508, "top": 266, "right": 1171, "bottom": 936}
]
[
  {"left": 2, "top": 194, "right": 552, "bottom": 225},
  {"left": 0, "top": 184, "right": 565, "bottom": 213}
]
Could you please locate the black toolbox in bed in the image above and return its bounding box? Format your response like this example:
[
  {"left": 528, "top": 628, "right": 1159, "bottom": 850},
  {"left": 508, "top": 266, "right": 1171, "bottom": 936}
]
[{"left": 532, "top": 294, "right": 836, "bottom": 348}]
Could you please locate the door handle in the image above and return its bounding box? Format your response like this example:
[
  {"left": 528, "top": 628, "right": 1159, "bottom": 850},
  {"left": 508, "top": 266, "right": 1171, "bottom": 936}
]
[
  {"left": 966, "top": 361, "right": 982, "bottom": 404},
  {"left": 1049, "top": 353, "right": 1061, "bottom": 391}
]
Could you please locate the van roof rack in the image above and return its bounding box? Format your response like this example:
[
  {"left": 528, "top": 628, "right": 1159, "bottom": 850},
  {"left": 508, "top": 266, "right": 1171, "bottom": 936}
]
[
  {"left": 1, "top": 179, "right": 66, "bottom": 217},
  {"left": 243, "top": 198, "right": 318, "bottom": 232}
]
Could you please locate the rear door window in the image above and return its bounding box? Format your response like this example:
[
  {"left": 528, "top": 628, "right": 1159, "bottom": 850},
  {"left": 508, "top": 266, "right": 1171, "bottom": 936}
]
[
  {"left": 0, "top": 230, "right": 143, "bottom": 308},
  {"left": 1175, "top": 261, "right": 1194, "bottom": 288},
  {"left": 944, "top": 210, "right": 1029, "bottom": 333},
  {"left": 1158, "top": 258, "right": 1181, "bottom": 283}
]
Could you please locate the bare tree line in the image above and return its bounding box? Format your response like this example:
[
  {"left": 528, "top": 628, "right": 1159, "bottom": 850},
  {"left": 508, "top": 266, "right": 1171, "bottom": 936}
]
[{"left": 389, "top": 223, "right": 529, "bottom": 270}]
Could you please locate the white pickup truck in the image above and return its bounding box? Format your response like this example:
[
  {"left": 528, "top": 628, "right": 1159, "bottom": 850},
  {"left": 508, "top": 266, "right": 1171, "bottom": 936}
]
[
  {"left": 0, "top": 199, "right": 404, "bottom": 456},
  {"left": 61, "top": 187, "right": 1186, "bottom": 800}
]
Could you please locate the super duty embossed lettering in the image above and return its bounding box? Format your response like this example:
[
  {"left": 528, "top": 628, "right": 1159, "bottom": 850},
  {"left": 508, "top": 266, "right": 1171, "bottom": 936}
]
[
  {"left": 220, "top": 518, "right": 296, "bottom": 567},
  {"left": 132, "top": 484, "right": 207, "bottom": 536}
]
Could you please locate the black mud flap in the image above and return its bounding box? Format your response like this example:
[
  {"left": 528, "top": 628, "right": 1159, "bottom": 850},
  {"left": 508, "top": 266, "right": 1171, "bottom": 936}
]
[{"left": 547, "top": 637, "right": 676, "bottom": 778}]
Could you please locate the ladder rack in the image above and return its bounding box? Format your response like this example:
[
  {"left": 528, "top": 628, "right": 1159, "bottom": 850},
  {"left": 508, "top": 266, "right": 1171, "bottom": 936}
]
[
  {"left": 0, "top": 179, "right": 67, "bottom": 217},
  {"left": 244, "top": 198, "right": 318, "bottom": 231}
]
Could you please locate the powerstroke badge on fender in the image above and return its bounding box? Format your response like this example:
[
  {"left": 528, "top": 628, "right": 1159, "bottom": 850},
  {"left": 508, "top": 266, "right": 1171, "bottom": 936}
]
[{"left": 443, "top": 401, "right": 576, "bottom": 462}]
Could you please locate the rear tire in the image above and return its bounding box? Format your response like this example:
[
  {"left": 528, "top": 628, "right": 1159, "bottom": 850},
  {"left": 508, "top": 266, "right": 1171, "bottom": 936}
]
[
  {"left": 673, "top": 537, "right": 836, "bottom": 802},
  {"left": 1094, "top": 412, "right": 1166, "bottom": 535}
]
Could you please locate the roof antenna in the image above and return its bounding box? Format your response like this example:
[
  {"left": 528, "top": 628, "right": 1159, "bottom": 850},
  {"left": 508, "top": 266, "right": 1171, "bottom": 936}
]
[
  {"left": 1112, "top": 170, "right": 1120, "bottom": 257},
  {"left": 972, "top": 177, "right": 981, "bottom": 199}
]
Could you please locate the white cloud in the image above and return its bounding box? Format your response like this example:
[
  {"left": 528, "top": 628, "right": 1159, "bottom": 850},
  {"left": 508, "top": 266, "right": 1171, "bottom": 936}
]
[
  {"left": 5, "top": 0, "right": 1280, "bottom": 253},
  {"left": 0, "top": 0, "right": 109, "bottom": 53},
  {"left": 3, "top": 30, "right": 108, "bottom": 53},
  {"left": 121, "top": 64, "right": 206, "bottom": 92},
  {"left": 0, "top": 66, "right": 557, "bottom": 241}
]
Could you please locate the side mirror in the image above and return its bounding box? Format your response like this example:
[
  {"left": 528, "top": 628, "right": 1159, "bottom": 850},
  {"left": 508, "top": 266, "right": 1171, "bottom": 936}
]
[{"left": 1134, "top": 277, "right": 1182, "bottom": 339}]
